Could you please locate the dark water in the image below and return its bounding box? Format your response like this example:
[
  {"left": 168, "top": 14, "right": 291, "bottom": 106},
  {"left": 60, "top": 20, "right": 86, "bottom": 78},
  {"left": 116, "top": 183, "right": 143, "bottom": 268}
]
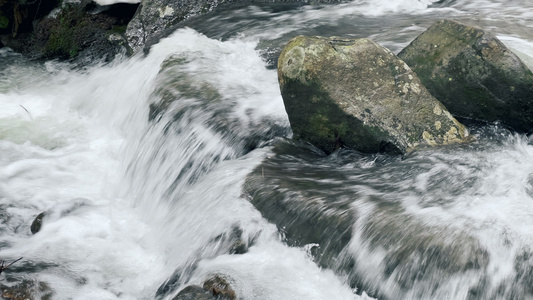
[{"left": 1, "top": 0, "right": 533, "bottom": 299}]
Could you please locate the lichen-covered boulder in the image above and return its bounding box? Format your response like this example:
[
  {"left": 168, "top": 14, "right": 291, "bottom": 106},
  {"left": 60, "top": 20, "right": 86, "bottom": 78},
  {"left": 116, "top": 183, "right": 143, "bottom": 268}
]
[
  {"left": 278, "top": 35, "right": 469, "bottom": 154},
  {"left": 398, "top": 20, "right": 533, "bottom": 133}
]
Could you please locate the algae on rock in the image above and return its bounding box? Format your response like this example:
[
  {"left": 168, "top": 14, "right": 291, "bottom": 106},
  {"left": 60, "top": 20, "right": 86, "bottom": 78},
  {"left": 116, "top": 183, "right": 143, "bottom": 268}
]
[
  {"left": 278, "top": 35, "right": 469, "bottom": 154},
  {"left": 398, "top": 19, "right": 533, "bottom": 133}
]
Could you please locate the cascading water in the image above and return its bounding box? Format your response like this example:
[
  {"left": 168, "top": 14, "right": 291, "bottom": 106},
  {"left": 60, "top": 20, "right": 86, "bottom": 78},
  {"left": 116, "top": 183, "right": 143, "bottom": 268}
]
[{"left": 1, "top": 0, "right": 533, "bottom": 299}]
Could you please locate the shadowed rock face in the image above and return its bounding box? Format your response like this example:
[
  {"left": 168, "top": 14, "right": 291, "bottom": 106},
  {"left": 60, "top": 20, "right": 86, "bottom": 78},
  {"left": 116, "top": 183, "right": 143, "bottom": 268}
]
[
  {"left": 277, "top": 35, "right": 469, "bottom": 154},
  {"left": 398, "top": 20, "right": 533, "bottom": 133},
  {"left": 1, "top": 1, "right": 138, "bottom": 63}
]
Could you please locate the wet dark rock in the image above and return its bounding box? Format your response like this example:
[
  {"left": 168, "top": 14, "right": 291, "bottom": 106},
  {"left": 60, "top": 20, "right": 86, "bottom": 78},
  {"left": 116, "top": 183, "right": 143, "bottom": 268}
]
[
  {"left": 1, "top": 0, "right": 138, "bottom": 62},
  {"left": 242, "top": 138, "right": 493, "bottom": 299},
  {"left": 30, "top": 212, "right": 45, "bottom": 234},
  {"left": 358, "top": 209, "right": 489, "bottom": 297},
  {"left": 173, "top": 275, "right": 236, "bottom": 300},
  {"left": 398, "top": 19, "right": 533, "bottom": 133},
  {"left": 173, "top": 285, "right": 214, "bottom": 300},
  {"left": 33, "top": 3, "right": 127, "bottom": 60},
  {"left": 209, "top": 225, "right": 250, "bottom": 255},
  {"left": 242, "top": 139, "right": 356, "bottom": 271},
  {"left": 156, "top": 227, "right": 250, "bottom": 299},
  {"left": 228, "top": 240, "right": 246, "bottom": 255},
  {"left": 203, "top": 275, "right": 236, "bottom": 300},
  {"left": 157, "top": 263, "right": 198, "bottom": 299},
  {"left": 512, "top": 250, "right": 533, "bottom": 295},
  {"left": 277, "top": 35, "right": 469, "bottom": 155},
  {"left": 0, "top": 280, "right": 53, "bottom": 300}
]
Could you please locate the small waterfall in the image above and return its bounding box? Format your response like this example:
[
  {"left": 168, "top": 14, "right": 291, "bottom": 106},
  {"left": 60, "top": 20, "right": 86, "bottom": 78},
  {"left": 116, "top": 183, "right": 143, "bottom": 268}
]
[{"left": 2, "top": 0, "right": 533, "bottom": 299}]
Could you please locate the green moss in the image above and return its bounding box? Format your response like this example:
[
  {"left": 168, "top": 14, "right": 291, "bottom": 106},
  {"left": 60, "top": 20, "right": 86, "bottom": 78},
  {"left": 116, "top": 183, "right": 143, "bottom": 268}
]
[
  {"left": 45, "top": 28, "right": 79, "bottom": 58},
  {"left": 42, "top": 4, "right": 88, "bottom": 58},
  {"left": 108, "top": 25, "right": 127, "bottom": 35},
  {"left": 0, "top": 14, "right": 8, "bottom": 29}
]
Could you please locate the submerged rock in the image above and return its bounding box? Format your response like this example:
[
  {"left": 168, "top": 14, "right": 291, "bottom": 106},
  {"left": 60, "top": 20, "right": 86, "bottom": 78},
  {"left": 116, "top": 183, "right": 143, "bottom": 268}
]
[
  {"left": 278, "top": 35, "right": 469, "bottom": 155},
  {"left": 157, "top": 226, "right": 250, "bottom": 299},
  {"left": 398, "top": 20, "right": 533, "bottom": 133},
  {"left": 173, "top": 275, "right": 236, "bottom": 300},
  {"left": 0, "top": 280, "right": 53, "bottom": 300},
  {"left": 242, "top": 140, "right": 357, "bottom": 277},
  {"left": 30, "top": 212, "right": 45, "bottom": 234},
  {"left": 202, "top": 275, "right": 236, "bottom": 300},
  {"left": 242, "top": 139, "right": 492, "bottom": 299},
  {"left": 173, "top": 285, "right": 214, "bottom": 300},
  {"left": 358, "top": 207, "right": 490, "bottom": 297},
  {"left": 149, "top": 53, "right": 288, "bottom": 154}
]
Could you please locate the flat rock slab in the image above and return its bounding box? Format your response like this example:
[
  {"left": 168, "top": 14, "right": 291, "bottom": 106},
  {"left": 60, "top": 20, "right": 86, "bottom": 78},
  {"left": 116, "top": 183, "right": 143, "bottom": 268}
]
[
  {"left": 278, "top": 35, "right": 468, "bottom": 154},
  {"left": 398, "top": 19, "right": 533, "bottom": 133}
]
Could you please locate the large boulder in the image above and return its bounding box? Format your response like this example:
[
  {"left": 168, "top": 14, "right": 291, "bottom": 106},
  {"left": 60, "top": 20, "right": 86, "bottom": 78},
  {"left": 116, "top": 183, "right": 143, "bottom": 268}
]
[
  {"left": 277, "top": 35, "right": 469, "bottom": 154},
  {"left": 1, "top": 1, "right": 137, "bottom": 62},
  {"left": 398, "top": 20, "right": 533, "bottom": 133}
]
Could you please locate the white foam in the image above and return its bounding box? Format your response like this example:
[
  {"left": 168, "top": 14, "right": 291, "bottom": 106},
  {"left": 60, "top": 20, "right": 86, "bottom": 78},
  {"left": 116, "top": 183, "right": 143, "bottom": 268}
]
[{"left": 92, "top": 0, "right": 141, "bottom": 5}]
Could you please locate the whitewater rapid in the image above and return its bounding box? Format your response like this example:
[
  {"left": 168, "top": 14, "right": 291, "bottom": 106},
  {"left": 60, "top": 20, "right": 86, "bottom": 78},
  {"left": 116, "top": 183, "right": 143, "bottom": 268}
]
[{"left": 2, "top": 0, "right": 533, "bottom": 299}]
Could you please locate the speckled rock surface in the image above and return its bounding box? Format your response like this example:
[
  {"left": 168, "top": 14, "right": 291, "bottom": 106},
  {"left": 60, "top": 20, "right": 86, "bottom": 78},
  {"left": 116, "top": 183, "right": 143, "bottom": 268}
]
[
  {"left": 277, "top": 35, "right": 468, "bottom": 154},
  {"left": 125, "top": 0, "right": 343, "bottom": 52},
  {"left": 398, "top": 20, "right": 533, "bottom": 133},
  {"left": 125, "top": 0, "right": 223, "bottom": 51}
]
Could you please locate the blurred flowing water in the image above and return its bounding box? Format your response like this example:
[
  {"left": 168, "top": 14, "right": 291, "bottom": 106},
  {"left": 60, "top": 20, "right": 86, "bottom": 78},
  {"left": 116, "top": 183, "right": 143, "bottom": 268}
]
[{"left": 1, "top": 0, "right": 533, "bottom": 299}]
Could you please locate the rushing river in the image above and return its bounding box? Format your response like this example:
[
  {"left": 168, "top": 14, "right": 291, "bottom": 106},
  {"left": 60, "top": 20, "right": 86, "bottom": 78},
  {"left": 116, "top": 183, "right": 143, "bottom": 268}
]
[{"left": 2, "top": 0, "right": 533, "bottom": 299}]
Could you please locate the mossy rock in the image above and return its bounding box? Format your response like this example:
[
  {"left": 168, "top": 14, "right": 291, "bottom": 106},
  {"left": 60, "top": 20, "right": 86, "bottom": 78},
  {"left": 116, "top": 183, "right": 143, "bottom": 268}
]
[
  {"left": 0, "top": 14, "right": 8, "bottom": 29},
  {"left": 398, "top": 19, "right": 533, "bottom": 133},
  {"left": 40, "top": 4, "right": 116, "bottom": 59},
  {"left": 278, "top": 35, "right": 469, "bottom": 155}
]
